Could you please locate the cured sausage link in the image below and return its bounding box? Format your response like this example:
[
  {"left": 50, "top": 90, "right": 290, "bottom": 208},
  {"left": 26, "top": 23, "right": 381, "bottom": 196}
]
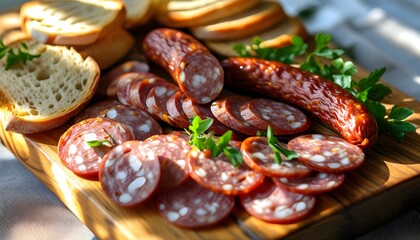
[
  {"left": 222, "top": 57, "right": 378, "bottom": 149},
  {"left": 143, "top": 28, "right": 224, "bottom": 104}
]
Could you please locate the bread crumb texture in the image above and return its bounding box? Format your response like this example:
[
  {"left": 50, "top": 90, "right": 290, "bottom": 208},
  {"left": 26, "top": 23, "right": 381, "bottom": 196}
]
[{"left": 0, "top": 40, "right": 98, "bottom": 120}]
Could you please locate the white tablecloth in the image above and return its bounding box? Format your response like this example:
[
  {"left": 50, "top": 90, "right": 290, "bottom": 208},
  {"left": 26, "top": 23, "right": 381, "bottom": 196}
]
[{"left": 1, "top": 1, "right": 419, "bottom": 239}]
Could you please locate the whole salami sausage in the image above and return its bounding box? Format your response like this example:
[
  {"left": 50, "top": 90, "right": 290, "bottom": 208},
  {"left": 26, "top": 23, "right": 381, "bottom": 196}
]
[
  {"left": 222, "top": 57, "right": 378, "bottom": 149},
  {"left": 287, "top": 134, "right": 365, "bottom": 173},
  {"left": 188, "top": 141, "right": 264, "bottom": 195},
  {"left": 143, "top": 28, "right": 224, "bottom": 104},
  {"left": 156, "top": 179, "right": 235, "bottom": 229},
  {"left": 58, "top": 118, "right": 135, "bottom": 179},
  {"left": 99, "top": 140, "right": 161, "bottom": 207},
  {"left": 240, "top": 178, "right": 316, "bottom": 224}
]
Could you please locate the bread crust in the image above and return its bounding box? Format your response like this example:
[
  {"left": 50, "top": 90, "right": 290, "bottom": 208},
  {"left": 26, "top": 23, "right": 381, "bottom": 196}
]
[
  {"left": 20, "top": 0, "right": 126, "bottom": 45},
  {"left": 155, "top": 0, "right": 261, "bottom": 28},
  {"left": 204, "top": 17, "right": 308, "bottom": 57},
  {"left": 190, "top": 1, "right": 287, "bottom": 40}
]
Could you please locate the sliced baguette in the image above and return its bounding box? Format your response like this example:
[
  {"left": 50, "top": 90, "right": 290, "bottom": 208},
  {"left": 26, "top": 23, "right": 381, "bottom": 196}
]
[
  {"left": 190, "top": 1, "right": 287, "bottom": 40},
  {"left": 77, "top": 27, "right": 135, "bottom": 70},
  {"left": 204, "top": 17, "right": 308, "bottom": 57},
  {"left": 155, "top": 0, "right": 261, "bottom": 28},
  {"left": 122, "top": 0, "right": 155, "bottom": 29},
  {"left": 20, "top": 0, "right": 126, "bottom": 45},
  {"left": 0, "top": 39, "right": 100, "bottom": 134}
]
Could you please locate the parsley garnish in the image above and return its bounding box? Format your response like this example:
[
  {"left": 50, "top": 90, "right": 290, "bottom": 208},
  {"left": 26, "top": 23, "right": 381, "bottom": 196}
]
[
  {"left": 258, "top": 126, "right": 298, "bottom": 164},
  {"left": 186, "top": 116, "right": 244, "bottom": 167},
  {"left": 233, "top": 33, "right": 415, "bottom": 141},
  {"left": 86, "top": 128, "right": 115, "bottom": 148},
  {"left": 0, "top": 38, "right": 41, "bottom": 70}
]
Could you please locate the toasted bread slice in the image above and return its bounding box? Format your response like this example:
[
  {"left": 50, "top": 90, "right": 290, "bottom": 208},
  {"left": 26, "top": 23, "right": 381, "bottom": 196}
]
[
  {"left": 204, "top": 17, "right": 308, "bottom": 57},
  {"left": 0, "top": 40, "right": 100, "bottom": 134},
  {"left": 122, "top": 0, "right": 155, "bottom": 29},
  {"left": 20, "top": 0, "right": 126, "bottom": 45},
  {"left": 155, "top": 0, "right": 261, "bottom": 28},
  {"left": 190, "top": 1, "right": 287, "bottom": 40},
  {"left": 77, "top": 27, "right": 135, "bottom": 70}
]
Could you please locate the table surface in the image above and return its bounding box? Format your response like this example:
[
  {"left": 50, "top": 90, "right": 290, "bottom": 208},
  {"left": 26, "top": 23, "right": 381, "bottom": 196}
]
[{"left": 1, "top": 0, "right": 420, "bottom": 239}]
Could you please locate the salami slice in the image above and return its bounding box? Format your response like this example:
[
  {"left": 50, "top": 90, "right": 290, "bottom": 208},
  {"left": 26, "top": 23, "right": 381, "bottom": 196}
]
[
  {"left": 240, "top": 98, "right": 310, "bottom": 135},
  {"left": 129, "top": 74, "right": 167, "bottom": 111},
  {"left": 287, "top": 134, "right": 365, "bottom": 173},
  {"left": 58, "top": 118, "right": 135, "bottom": 178},
  {"left": 166, "top": 91, "right": 190, "bottom": 129},
  {"left": 211, "top": 96, "right": 258, "bottom": 135},
  {"left": 74, "top": 100, "right": 123, "bottom": 123},
  {"left": 145, "top": 82, "right": 179, "bottom": 123},
  {"left": 182, "top": 97, "right": 233, "bottom": 135},
  {"left": 241, "top": 136, "right": 312, "bottom": 178},
  {"left": 115, "top": 72, "right": 155, "bottom": 106},
  {"left": 142, "top": 132, "right": 191, "bottom": 191},
  {"left": 273, "top": 171, "right": 345, "bottom": 195},
  {"left": 240, "top": 179, "right": 316, "bottom": 224},
  {"left": 97, "top": 105, "right": 163, "bottom": 140},
  {"left": 156, "top": 179, "right": 235, "bottom": 229},
  {"left": 143, "top": 28, "right": 224, "bottom": 104},
  {"left": 98, "top": 60, "right": 150, "bottom": 98},
  {"left": 188, "top": 141, "right": 264, "bottom": 195},
  {"left": 99, "top": 140, "right": 161, "bottom": 207}
]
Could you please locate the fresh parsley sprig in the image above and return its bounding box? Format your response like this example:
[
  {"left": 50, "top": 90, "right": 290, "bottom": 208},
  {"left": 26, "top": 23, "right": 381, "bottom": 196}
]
[
  {"left": 233, "top": 33, "right": 416, "bottom": 141},
  {"left": 86, "top": 128, "right": 116, "bottom": 148},
  {"left": 0, "top": 38, "right": 41, "bottom": 70},
  {"left": 258, "top": 126, "right": 298, "bottom": 164},
  {"left": 186, "top": 116, "right": 244, "bottom": 167}
]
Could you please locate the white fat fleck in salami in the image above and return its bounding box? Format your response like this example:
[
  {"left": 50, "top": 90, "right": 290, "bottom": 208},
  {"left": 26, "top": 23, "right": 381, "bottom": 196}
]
[
  {"left": 288, "top": 134, "right": 365, "bottom": 173},
  {"left": 241, "top": 137, "right": 312, "bottom": 178},
  {"left": 99, "top": 140, "right": 161, "bottom": 207},
  {"left": 188, "top": 140, "right": 264, "bottom": 195},
  {"left": 74, "top": 100, "right": 123, "bottom": 123},
  {"left": 129, "top": 74, "right": 167, "bottom": 111},
  {"left": 156, "top": 179, "right": 234, "bottom": 228},
  {"left": 240, "top": 98, "right": 310, "bottom": 135},
  {"left": 273, "top": 171, "right": 345, "bottom": 195},
  {"left": 96, "top": 105, "right": 163, "bottom": 141},
  {"left": 166, "top": 91, "right": 190, "bottom": 129},
  {"left": 240, "top": 179, "right": 316, "bottom": 224},
  {"left": 141, "top": 132, "right": 191, "bottom": 192},
  {"left": 58, "top": 118, "right": 135, "bottom": 179},
  {"left": 145, "top": 82, "right": 180, "bottom": 124}
]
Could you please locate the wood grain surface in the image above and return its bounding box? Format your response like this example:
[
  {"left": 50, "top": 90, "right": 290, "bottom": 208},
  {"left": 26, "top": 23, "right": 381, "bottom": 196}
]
[{"left": 1, "top": 10, "right": 420, "bottom": 240}]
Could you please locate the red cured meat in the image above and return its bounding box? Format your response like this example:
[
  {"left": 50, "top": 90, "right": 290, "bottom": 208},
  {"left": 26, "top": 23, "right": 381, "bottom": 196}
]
[
  {"left": 273, "top": 171, "right": 345, "bottom": 195},
  {"left": 166, "top": 91, "right": 190, "bottom": 129},
  {"left": 143, "top": 28, "right": 224, "bottom": 104},
  {"left": 145, "top": 82, "right": 179, "bottom": 123},
  {"left": 287, "top": 134, "right": 365, "bottom": 173},
  {"left": 58, "top": 118, "right": 135, "bottom": 178},
  {"left": 74, "top": 100, "right": 123, "bottom": 123},
  {"left": 129, "top": 74, "right": 168, "bottom": 111},
  {"left": 188, "top": 141, "right": 264, "bottom": 195},
  {"left": 240, "top": 179, "right": 316, "bottom": 224},
  {"left": 156, "top": 179, "right": 235, "bottom": 229},
  {"left": 99, "top": 140, "right": 161, "bottom": 207},
  {"left": 241, "top": 136, "right": 312, "bottom": 178}
]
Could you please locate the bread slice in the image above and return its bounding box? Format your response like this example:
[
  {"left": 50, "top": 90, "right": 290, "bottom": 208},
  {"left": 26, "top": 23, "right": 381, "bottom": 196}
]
[
  {"left": 77, "top": 27, "right": 135, "bottom": 70},
  {"left": 155, "top": 0, "right": 261, "bottom": 28},
  {"left": 190, "top": 1, "right": 287, "bottom": 40},
  {"left": 0, "top": 40, "right": 100, "bottom": 134},
  {"left": 20, "top": 0, "right": 126, "bottom": 45},
  {"left": 122, "top": 0, "right": 155, "bottom": 29},
  {"left": 204, "top": 17, "right": 308, "bottom": 57}
]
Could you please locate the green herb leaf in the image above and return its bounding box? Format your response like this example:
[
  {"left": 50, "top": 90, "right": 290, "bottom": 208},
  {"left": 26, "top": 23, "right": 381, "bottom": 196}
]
[
  {"left": 265, "top": 126, "right": 298, "bottom": 163},
  {"left": 388, "top": 105, "right": 414, "bottom": 120},
  {"left": 186, "top": 116, "right": 244, "bottom": 167},
  {"left": 86, "top": 139, "right": 113, "bottom": 148},
  {"left": 0, "top": 38, "right": 41, "bottom": 70}
]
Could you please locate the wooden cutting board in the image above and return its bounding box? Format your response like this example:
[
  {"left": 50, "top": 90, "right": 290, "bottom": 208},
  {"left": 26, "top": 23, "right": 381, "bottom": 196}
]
[{"left": 1, "top": 10, "right": 420, "bottom": 240}]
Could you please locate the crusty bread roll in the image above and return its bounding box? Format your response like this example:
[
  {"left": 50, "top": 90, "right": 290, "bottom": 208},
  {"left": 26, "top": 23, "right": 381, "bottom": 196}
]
[
  {"left": 20, "top": 0, "right": 126, "bottom": 45},
  {"left": 0, "top": 40, "right": 100, "bottom": 134},
  {"left": 190, "top": 1, "right": 287, "bottom": 40},
  {"left": 0, "top": 12, "right": 29, "bottom": 45},
  {"left": 204, "top": 17, "right": 308, "bottom": 57},
  {"left": 155, "top": 0, "right": 261, "bottom": 28},
  {"left": 77, "top": 27, "right": 135, "bottom": 70}
]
